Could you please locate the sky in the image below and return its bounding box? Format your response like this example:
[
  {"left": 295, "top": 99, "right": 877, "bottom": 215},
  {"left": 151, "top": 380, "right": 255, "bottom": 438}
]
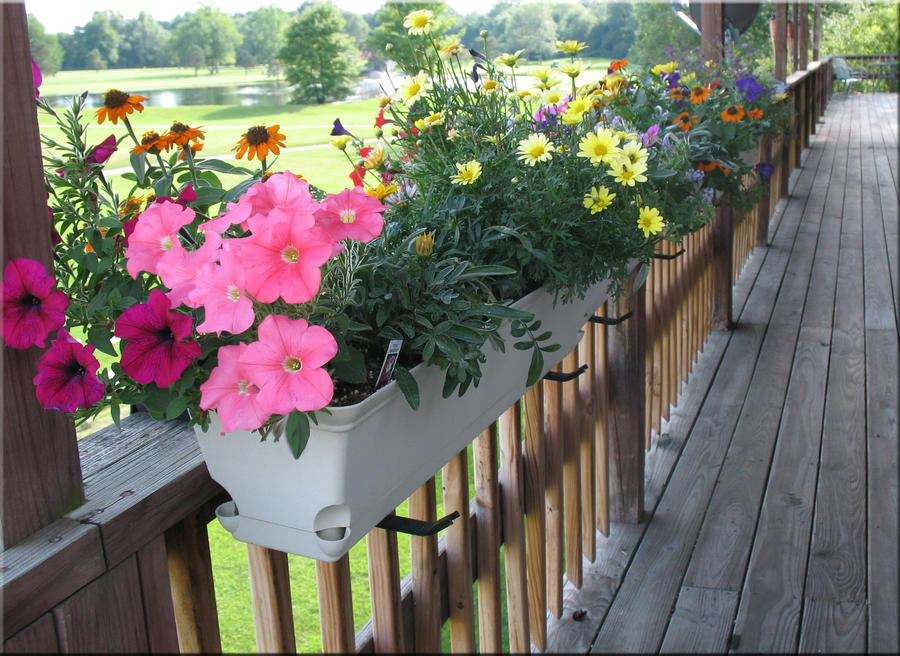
[{"left": 24, "top": 0, "right": 502, "bottom": 34}]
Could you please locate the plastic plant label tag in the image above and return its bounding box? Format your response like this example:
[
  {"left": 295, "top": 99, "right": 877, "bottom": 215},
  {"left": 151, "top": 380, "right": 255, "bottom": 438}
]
[{"left": 374, "top": 339, "right": 403, "bottom": 390}]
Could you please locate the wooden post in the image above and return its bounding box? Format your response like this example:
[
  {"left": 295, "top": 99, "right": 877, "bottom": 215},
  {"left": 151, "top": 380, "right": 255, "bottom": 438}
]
[
  {"left": 605, "top": 271, "right": 646, "bottom": 524},
  {"left": 409, "top": 480, "right": 441, "bottom": 653},
  {"left": 711, "top": 202, "right": 734, "bottom": 331},
  {"left": 473, "top": 428, "right": 502, "bottom": 652},
  {"left": 315, "top": 557, "right": 355, "bottom": 654},
  {"left": 442, "top": 451, "right": 475, "bottom": 653},
  {"left": 247, "top": 545, "right": 297, "bottom": 653},
  {"left": 774, "top": 2, "right": 788, "bottom": 81},
  {"left": 700, "top": 2, "right": 724, "bottom": 62},
  {"left": 366, "top": 521, "right": 405, "bottom": 653},
  {"left": 812, "top": 2, "right": 821, "bottom": 61},
  {"left": 791, "top": 2, "right": 800, "bottom": 73},
  {"left": 757, "top": 136, "right": 772, "bottom": 246},
  {"left": 1, "top": 1, "right": 84, "bottom": 550},
  {"left": 522, "top": 385, "right": 547, "bottom": 651},
  {"left": 798, "top": 1, "right": 809, "bottom": 70}
]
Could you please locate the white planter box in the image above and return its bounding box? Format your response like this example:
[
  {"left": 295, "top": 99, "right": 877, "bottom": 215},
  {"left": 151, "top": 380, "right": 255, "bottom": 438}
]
[{"left": 195, "top": 279, "right": 613, "bottom": 560}]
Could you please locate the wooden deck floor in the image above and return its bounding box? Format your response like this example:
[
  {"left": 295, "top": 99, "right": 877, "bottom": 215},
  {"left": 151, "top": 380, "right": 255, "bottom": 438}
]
[{"left": 545, "top": 93, "right": 899, "bottom": 654}]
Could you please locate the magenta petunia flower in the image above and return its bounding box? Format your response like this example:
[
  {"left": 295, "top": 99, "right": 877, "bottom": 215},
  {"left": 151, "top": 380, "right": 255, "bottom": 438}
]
[
  {"left": 32, "top": 59, "right": 42, "bottom": 98},
  {"left": 190, "top": 254, "right": 255, "bottom": 335},
  {"left": 85, "top": 135, "right": 117, "bottom": 166},
  {"left": 154, "top": 183, "right": 196, "bottom": 208},
  {"left": 114, "top": 289, "right": 201, "bottom": 388},
  {"left": 237, "top": 220, "right": 333, "bottom": 304},
  {"left": 241, "top": 315, "right": 337, "bottom": 415},
  {"left": 199, "top": 343, "right": 269, "bottom": 433},
  {"left": 125, "top": 202, "right": 195, "bottom": 278},
  {"left": 1, "top": 258, "right": 68, "bottom": 349},
  {"left": 33, "top": 330, "right": 105, "bottom": 413},
  {"left": 314, "top": 187, "right": 386, "bottom": 243}
]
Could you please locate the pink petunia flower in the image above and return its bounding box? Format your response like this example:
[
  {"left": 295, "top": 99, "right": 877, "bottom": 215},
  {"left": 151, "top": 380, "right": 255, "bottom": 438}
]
[
  {"left": 237, "top": 220, "right": 333, "bottom": 304},
  {"left": 241, "top": 314, "right": 337, "bottom": 415},
  {"left": 32, "top": 59, "right": 42, "bottom": 98},
  {"left": 314, "top": 187, "right": 386, "bottom": 243},
  {"left": 1, "top": 258, "right": 68, "bottom": 349},
  {"left": 33, "top": 330, "right": 105, "bottom": 413},
  {"left": 85, "top": 135, "right": 117, "bottom": 166},
  {"left": 154, "top": 183, "right": 196, "bottom": 208},
  {"left": 238, "top": 171, "right": 318, "bottom": 220},
  {"left": 125, "top": 201, "right": 195, "bottom": 278},
  {"left": 190, "top": 254, "right": 255, "bottom": 335},
  {"left": 114, "top": 289, "right": 201, "bottom": 388},
  {"left": 157, "top": 232, "right": 222, "bottom": 308},
  {"left": 199, "top": 343, "right": 269, "bottom": 433}
]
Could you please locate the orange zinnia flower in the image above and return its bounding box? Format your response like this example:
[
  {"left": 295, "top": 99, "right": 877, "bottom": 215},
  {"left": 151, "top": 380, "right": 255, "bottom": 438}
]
[
  {"left": 130, "top": 131, "right": 165, "bottom": 156},
  {"left": 697, "top": 161, "right": 718, "bottom": 172},
  {"left": 668, "top": 87, "right": 685, "bottom": 100},
  {"left": 162, "top": 122, "right": 206, "bottom": 149},
  {"left": 672, "top": 112, "right": 697, "bottom": 132},
  {"left": 262, "top": 171, "right": 305, "bottom": 183},
  {"left": 234, "top": 124, "right": 286, "bottom": 161},
  {"left": 120, "top": 195, "right": 146, "bottom": 216},
  {"left": 176, "top": 142, "right": 204, "bottom": 162},
  {"left": 689, "top": 86, "right": 710, "bottom": 104},
  {"left": 95, "top": 89, "right": 148, "bottom": 124},
  {"left": 608, "top": 58, "right": 627, "bottom": 73},
  {"left": 721, "top": 105, "right": 745, "bottom": 122},
  {"left": 747, "top": 107, "right": 763, "bottom": 119}
]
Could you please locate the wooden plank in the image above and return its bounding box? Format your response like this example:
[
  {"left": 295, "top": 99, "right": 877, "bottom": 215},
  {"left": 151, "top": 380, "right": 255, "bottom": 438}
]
[
  {"left": 542, "top": 368, "right": 564, "bottom": 617},
  {"left": 605, "top": 274, "right": 645, "bottom": 524},
  {"left": 408, "top": 479, "right": 441, "bottom": 653},
  {"left": 522, "top": 384, "right": 547, "bottom": 651},
  {"left": 165, "top": 510, "right": 221, "bottom": 653},
  {"left": 578, "top": 326, "right": 596, "bottom": 562},
  {"left": 498, "top": 403, "right": 530, "bottom": 652},
  {"left": 247, "top": 545, "right": 296, "bottom": 653},
  {"left": 648, "top": 257, "right": 664, "bottom": 438},
  {"left": 798, "top": 599, "right": 866, "bottom": 653},
  {"left": 711, "top": 203, "right": 734, "bottom": 330},
  {"left": 1, "top": 2, "right": 84, "bottom": 549},
  {"left": 72, "top": 414, "right": 224, "bottom": 568},
  {"left": 53, "top": 556, "right": 149, "bottom": 653},
  {"left": 1, "top": 518, "right": 105, "bottom": 640},
  {"left": 315, "top": 557, "right": 355, "bottom": 654},
  {"left": 4, "top": 614, "right": 58, "bottom": 654},
  {"left": 593, "top": 308, "right": 610, "bottom": 537},
  {"left": 472, "top": 428, "right": 502, "bottom": 651},
  {"left": 135, "top": 535, "right": 180, "bottom": 654},
  {"left": 442, "top": 450, "right": 475, "bottom": 652},
  {"left": 560, "top": 349, "right": 583, "bottom": 587},
  {"left": 659, "top": 586, "right": 739, "bottom": 654}
]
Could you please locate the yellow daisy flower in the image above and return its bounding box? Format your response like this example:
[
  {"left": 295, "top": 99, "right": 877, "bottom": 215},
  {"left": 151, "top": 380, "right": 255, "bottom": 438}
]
[
  {"left": 450, "top": 160, "right": 482, "bottom": 185},
  {"left": 415, "top": 231, "right": 435, "bottom": 256},
  {"left": 439, "top": 40, "right": 463, "bottom": 59},
  {"left": 331, "top": 135, "right": 352, "bottom": 149},
  {"left": 561, "top": 109, "right": 585, "bottom": 126},
  {"left": 620, "top": 140, "right": 648, "bottom": 166},
  {"left": 481, "top": 79, "right": 501, "bottom": 93},
  {"left": 366, "top": 183, "right": 399, "bottom": 201},
  {"left": 542, "top": 88, "right": 565, "bottom": 106},
  {"left": 577, "top": 128, "right": 622, "bottom": 166},
  {"left": 608, "top": 159, "right": 648, "bottom": 187},
  {"left": 583, "top": 186, "right": 616, "bottom": 214},
  {"left": 424, "top": 112, "right": 444, "bottom": 127},
  {"left": 397, "top": 71, "right": 430, "bottom": 106},
  {"left": 494, "top": 50, "right": 525, "bottom": 67},
  {"left": 637, "top": 206, "right": 665, "bottom": 237},
  {"left": 557, "top": 39, "right": 587, "bottom": 55},
  {"left": 403, "top": 9, "right": 434, "bottom": 35},
  {"left": 517, "top": 133, "right": 554, "bottom": 166},
  {"left": 567, "top": 96, "right": 593, "bottom": 115},
  {"left": 559, "top": 61, "right": 583, "bottom": 79}
]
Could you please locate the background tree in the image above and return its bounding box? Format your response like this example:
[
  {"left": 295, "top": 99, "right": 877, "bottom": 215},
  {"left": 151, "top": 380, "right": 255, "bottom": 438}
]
[
  {"left": 587, "top": 3, "right": 637, "bottom": 58},
  {"left": 279, "top": 3, "right": 362, "bottom": 104},
  {"left": 117, "top": 12, "right": 170, "bottom": 68},
  {"left": 369, "top": 1, "right": 455, "bottom": 72},
  {"left": 170, "top": 7, "right": 242, "bottom": 74},
  {"left": 238, "top": 6, "right": 291, "bottom": 74},
  {"left": 61, "top": 11, "right": 121, "bottom": 70},
  {"left": 27, "top": 15, "right": 64, "bottom": 75},
  {"left": 550, "top": 2, "right": 598, "bottom": 45},
  {"left": 628, "top": 2, "right": 698, "bottom": 66},
  {"left": 496, "top": 3, "right": 558, "bottom": 60},
  {"left": 184, "top": 44, "right": 205, "bottom": 76},
  {"left": 821, "top": 1, "right": 899, "bottom": 55}
]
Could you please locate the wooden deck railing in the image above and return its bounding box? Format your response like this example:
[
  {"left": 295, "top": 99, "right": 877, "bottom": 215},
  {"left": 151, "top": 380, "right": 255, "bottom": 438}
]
[
  {"left": 836, "top": 53, "right": 899, "bottom": 92},
  {"left": 1, "top": 2, "right": 835, "bottom": 647}
]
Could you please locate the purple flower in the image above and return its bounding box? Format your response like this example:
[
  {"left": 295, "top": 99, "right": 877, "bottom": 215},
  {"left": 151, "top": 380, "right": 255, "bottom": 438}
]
[
  {"left": 736, "top": 76, "right": 762, "bottom": 102},
  {"left": 532, "top": 101, "right": 567, "bottom": 131},
  {"left": 665, "top": 72, "right": 681, "bottom": 89},
  {"left": 154, "top": 184, "right": 196, "bottom": 208},
  {"left": 755, "top": 162, "right": 775, "bottom": 180},
  {"left": 33, "top": 330, "right": 105, "bottom": 413},
  {"left": 32, "top": 59, "right": 42, "bottom": 98},
  {"left": 471, "top": 62, "right": 487, "bottom": 83},
  {"left": 1, "top": 258, "right": 68, "bottom": 349},
  {"left": 701, "top": 187, "right": 715, "bottom": 204},
  {"left": 330, "top": 118, "right": 356, "bottom": 139},
  {"left": 86, "top": 135, "right": 118, "bottom": 166},
  {"left": 641, "top": 124, "right": 660, "bottom": 148},
  {"left": 685, "top": 168, "right": 705, "bottom": 184},
  {"left": 469, "top": 48, "right": 487, "bottom": 61}
]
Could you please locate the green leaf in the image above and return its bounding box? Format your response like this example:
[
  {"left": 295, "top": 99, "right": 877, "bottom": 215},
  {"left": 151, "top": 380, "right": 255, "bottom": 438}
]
[
  {"left": 130, "top": 153, "right": 146, "bottom": 185},
  {"left": 166, "top": 396, "right": 189, "bottom": 421},
  {"left": 393, "top": 366, "right": 420, "bottom": 410},
  {"left": 87, "top": 325, "right": 117, "bottom": 357},
  {"left": 192, "top": 186, "right": 226, "bottom": 206},
  {"left": 285, "top": 411, "right": 310, "bottom": 460},
  {"left": 526, "top": 347, "right": 545, "bottom": 387},
  {"left": 633, "top": 263, "right": 650, "bottom": 292},
  {"left": 480, "top": 304, "right": 533, "bottom": 321},
  {"left": 110, "top": 403, "right": 121, "bottom": 428},
  {"left": 195, "top": 159, "right": 251, "bottom": 174},
  {"left": 456, "top": 264, "right": 517, "bottom": 280},
  {"left": 331, "top": 345, "right": 368, "bottom": 384},
  {"left": 222, "top": 177, "right": 257, "bottom": 205},
  {"left": 513, "top": 341, "right": 532, "bottom": 350}
]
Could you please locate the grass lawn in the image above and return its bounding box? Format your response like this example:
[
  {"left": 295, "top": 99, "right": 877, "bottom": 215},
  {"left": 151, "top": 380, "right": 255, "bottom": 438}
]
[{"left": 39, "top": 66, "right": 276, "bottom": 96}]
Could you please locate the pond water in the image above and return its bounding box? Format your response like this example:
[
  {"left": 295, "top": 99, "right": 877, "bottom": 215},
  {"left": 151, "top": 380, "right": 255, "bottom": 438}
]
[{"left": 42, "top": 80, "right": 290, "bottom": 108}]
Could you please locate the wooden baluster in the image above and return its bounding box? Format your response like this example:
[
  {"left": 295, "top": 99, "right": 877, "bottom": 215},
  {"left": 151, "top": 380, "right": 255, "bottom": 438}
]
[
  {"left": 499, "top": 403, "right": 530, "bottom": 653},
  {"left": 473, "top": 426, "right": 502, "bottom": 652},
  {"left": 593, "top": 305, "right": 610, "bottom": 538},
  {"left": 561, "top": 350, "right": 583, "bottom": 588},
  {"left": 522, "top": 384, "right": 547, "bottom": 651},
  {"left": 136, "top": 535, "right": 180, "bottom": 653},
  {"left": 316, "top": 556, "right": 354, "bottom": 654},
  {"left": 442, "top": 450, "right": 475, "bottom": 652},
  {"left": 165, "top": 511, "right": 222, "bottom": 653},
  {"left": 691, "top": 231, "right": 700, "bottom": 364},
  {"left": 409, "top": 479, "right": 440, "bottom": 653},
  {"left": 578, "top": 325, "right": 597, "bottom": 560},
  {"left": 247, "top": 545, "right": 296, "bottom": 653},
  {"left": 711, "top": 200, "right": 734, "bottom": 331},
  {"left": 758, "top": 136, "right": 772, "bottom": 247},
  {"left": 367, "top": 518, "right": 405, "bottom": 653},
  {"left": 680, "top": 226, "right": 690, "bottom": 387},
  {"left": 542, "top": 367, "right": 564, "bottom": 617},
  {"left": 649, "top": 256, "right": 663, "bottom": 438},
  {"left": 606, "top": 271, "right": 647, "bottom": 524},
  {"left": 644, "top": 260, "right": 656, "bottom": 450},
  {"left": 664, "top": 242, "right": 677, "bottom": 418}
]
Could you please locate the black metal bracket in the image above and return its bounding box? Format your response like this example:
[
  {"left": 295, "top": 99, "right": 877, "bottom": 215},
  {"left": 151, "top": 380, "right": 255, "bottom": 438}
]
[
  {"left": 543, "top": 364, "right": 588, "bottom": 382},
  {"left": 590, "top": 312, "right": 632, "bottom": 326},
  {"left": 651, "top": 248, "right": 686, "bottom": 260},
  {"left": 376, "top": 510, "right": 460, "bottom": 536}
]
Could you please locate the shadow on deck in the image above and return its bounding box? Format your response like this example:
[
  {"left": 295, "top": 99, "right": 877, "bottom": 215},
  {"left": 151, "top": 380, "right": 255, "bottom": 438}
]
[{"left": 547, "top": 93, "right": 899, "bottom": 654}]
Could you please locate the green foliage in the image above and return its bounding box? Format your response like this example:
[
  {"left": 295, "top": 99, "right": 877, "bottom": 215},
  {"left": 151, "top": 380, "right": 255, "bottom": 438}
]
[
  {"left": 368, "top": 1, "right": 456, "bottom": 72},
  {"left": 822, "top": 1, "right": 899, "bottom": 56},
  {"left": 628, "top": 2, "right": 699, "bottom": 67},
  {"left": 27, "top": 14, "right": 64, "bottom": 75},
  {"left": 170, "top": 7, "right": 242, "bottom": 74},
  {"left": 60, "top": 11, "right": 121, "bottom": 70},
  {"left": 237, "top": 6, "right": 291, "bottom": 71},
  {"left": 279, "top": 4, "right": 362, "bottom": 104},
  {"left": 116, "top": 12, "right": 171, "bottom": 69}
]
